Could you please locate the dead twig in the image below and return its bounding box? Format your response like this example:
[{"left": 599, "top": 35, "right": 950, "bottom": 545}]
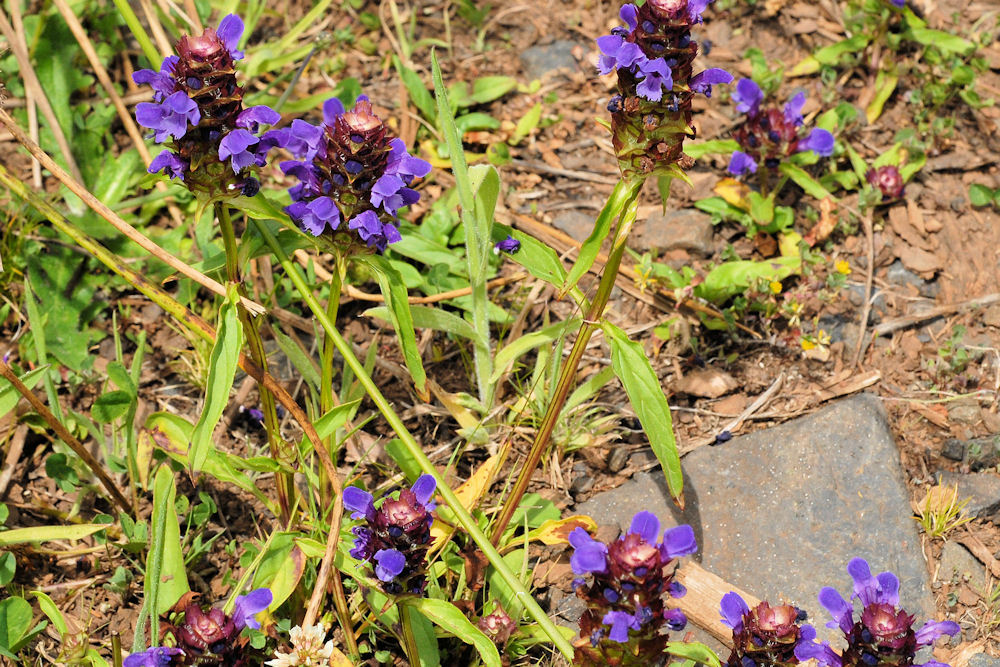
[
  {"left": 852, "top": 207, "right": 875, "bottom": 367},
  {"left": 0, "top": 423, "right": 28, "bottom": 498},
  {"left": 678, "top": 373, "right": 784, "bottom": 455},
  {"left": 872, "top": 292, "right": 1000, "bottom": 338}
]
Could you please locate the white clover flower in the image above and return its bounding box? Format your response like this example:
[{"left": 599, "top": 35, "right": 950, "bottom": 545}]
[{"left": 266, "top": 624, "right": 335, "bottom": 667}]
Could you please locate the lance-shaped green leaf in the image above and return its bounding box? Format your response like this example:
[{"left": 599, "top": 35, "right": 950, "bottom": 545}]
[
  {"left": 489, "top": 318, "right": 581, "bottom": 384},
  {"left": 405, "top": 599, "right": 501, "bottom": 667},
  {"left": 666, "top": 641, "right": 722, "bottom": 667},
  {"left": 0, "top": 366, "right": 47, "bottom": 419},
  {"left": 146, "top": 466, "right": 189, "bottom": 616},
  {"left": 603, "top": 321, "right": 683, "bottom": 505},
  {"left": 365, "top": 305, "right": 485, "bottom": 348},
  {"left": 779, "top": 163, "right": 835, "bottom": 201},
  {"left": 189, "top": 287, "right": 243, "bottom": 473}
]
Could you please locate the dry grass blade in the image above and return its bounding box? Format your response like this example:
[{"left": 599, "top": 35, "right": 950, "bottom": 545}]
[
  {"left": 0, "top": 108, "right": 267, "bottom": 316},
  {"left": 8, "top": 0, "right": 40, "bottom": 189}
]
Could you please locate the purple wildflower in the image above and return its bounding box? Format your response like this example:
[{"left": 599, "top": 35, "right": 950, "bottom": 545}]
[
  {"left": 664, "top": 608, "right": 687, "bottom": 631},
  {"left": 132, "top": 15, "right": 278, "bottom": 196},
  {"left": 344, "top": 474, "right": 436, "bottom": 595},
  {"left": 732, "top": 79, "right": 763, "bottom": 115},
  {"left": 123, "top": 647, "right": 184, "bottom": 667},
  {"left": 691, "top": 68, "right": 734, "bottom": 97},
  {"left": 263, "top": 96, "right": 429, "bottom": 254},
  {"left": 721, "top": 592, "right": 812, "bottom": 667},
  {"left": 728, "top": 150, "right": 758, "bottom": 176},
  {"left": 494, "top": 235, "right": 521, "bottom": 254},
  {"left": 233, "top": 587, "right": 272, "bottom": 630},
  {"left": 797, "top": 128, "right": 835, "bottom": 157}
]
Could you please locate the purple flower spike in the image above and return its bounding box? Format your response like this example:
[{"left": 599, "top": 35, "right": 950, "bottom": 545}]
[
  {"left": 660, "top": 524, "right": 697, "bottom": 560},
  {"left": 216, "top": 14, "right": 245, "bottom": 60},
  {"left": 233, "top": 587, "right": 272, "bottom": 630},
  {"left": 603, "top": 610, "right": 641, "bottom": 642},
  {"left": 136, "top": 91, "right": 200, "bottom": 143},
  {"left": 664, "top": 608, "right": 687, "bottom": 631},
  {"left": 690, "top": 68, "right": 733, "bottom": 97},
  {"left": 569, "top": 527, "right": 609, "bottom": 575},
  {"left": 629, "top": 511, "right": 661, "bottom": 543},
  {"left": 123, "top": 647, "right": 184, "bottom": 667},
  {"left": 149, "top": 150, "right": 186, "bottom": 179},
  {"left": 797, "top": 127, "right": 835, "bottom": 156},
  {"left": 732, "top": 79, "right": 763, "bottom": 115},
  {"left": 494, "top": 235, "right": 520, "bottom": 254},
  {"left": 819, "top": 586, "right": 854, "bottom": 634},
  {"left": 914, "top": 620, "right": 960, "bottom": 646},
  {"left": 374, "top": 549, "right": 407, "bottom": 582},
  {"left": 218, "top": 129, "right": 261, "bottom": 173},
  {"left": 636, "top": 58, "right": 673, "bottom": 101},
  {"left": 343, "top": 486, "right": 376, "bottom": 521},
  {"left": 720, "top": 591, "right": 750, "bottom": 631},
  {"left": 728, "top": 150, "right": 758, "bottom": 176}
]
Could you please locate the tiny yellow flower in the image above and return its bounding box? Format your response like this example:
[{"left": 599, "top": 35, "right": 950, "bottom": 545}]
[
  {"left": 835, "top": 259, "right": 851, "bottom": 275},
  {"left": 801, "top": 337, "right": 817, "bottom": 351},
  {"left": 769, "top": 280, "right": 783, "bottom": 294},
  {"left": 817, "top": 329, "right": 831, "bottom": 346}
]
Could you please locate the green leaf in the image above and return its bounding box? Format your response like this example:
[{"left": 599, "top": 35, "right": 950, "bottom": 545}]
[
  {"left": 969, "top": 183, "right": 996, "bottom": 207},
  {"left": 393, "top": 57, "right": 437, "bottom": 123},
  {"left": 252, "top": 533, "right": 306, "bottom": 611},
  {"left": 0, "top": 552, "right": 14, "bottom": 586},
  {"left": 682, "top": 139, "right": 741, "bottom": 160},
  {"left": 0, "top": 366, "right": 47, "bottom": 419},
  {"left": 561, "top": 179, "right": 639, "bottom": 297},
  {"left": 147, "top": 466, "right": 189, "bottom": 615},
  {"left": 0, "top": 597, "right": 32, "bottom": 652},
  {"left": 779, "top": 163, "right": 834, "bottom": 201},
  {"left": 604, "top": 322, "right": 683, "bottom": 504},
  {"left": 866, "top": 70, "right": 898, "bottom": 124},
  {"left": 469, "top": 76, "right": 518, "bottom": 104},
  {"left": 189, "top": 290, "right": 243, "bottom": 472},
  {"left": 489, "top": 318, "right": 581, "bottom": 384},
  {"left": 30, "top": 591, "right": 67, "bottom": 637},
  {"left": 454, "top": 112, "right": 500, "bottom": 136},
  {"left": 406, "top": 599, "right": 501, "bottom": 667},
  {"left": 695, "top": 257, "right": 801, "bottom": 303},
  {"left": 92, "top": 390, "right": 133, "bottom": 423},
  {"left": 365, "top": 305, "right": 484, "bottom": 347},
  {"left": 271, "top": 326, "right": 321, "bottom": 392},
  {"left": 510, "top": 103, "right": 542, "bottom": 145},
  {"left": 812, "top": 34, "right": 871, "bottom": 65},
  {"left": 908, "top": 28, "right": 974, "bottom": 54},
  {"left": 844, "top": 142, "right": 869, "bottom": 180},
  {"left": 362, "top": 255, "right": 427, "bottom": 397},
  {"left": 0, "top": 523, "right": 107, "bottom": 546},
  {"left": 694, "top": 196, "right": 751, "bottom": 224},
  {"left": 747, "top": 191, "right": 775, "bottom": 224},
  {"left": 666, "top": 641, "right": 722, "bottom": 667}
]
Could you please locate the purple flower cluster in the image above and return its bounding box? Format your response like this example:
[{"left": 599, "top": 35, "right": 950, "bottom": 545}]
[
  {"left": 262, "top": 96, "right": 430, "bottom": 253},
  {"left": 133, "top": 15, "right": 278, "bottom": 197},
  {"left": 124, "top": 588, "right": 271, "bottom": 667},
  {"left": 727, "top": 79, "right": 835, "bottom": 178},
  {"left": 598, "top": 1, "right": 732, "bottom": 178},
  {"left": 570, "top": 511, "right": 696, "bottom": 665},
  {"left": 795, "top": 558, "right": 959, "bottom": 667},
  {"left": 720, "top": 592, "right": 813, "bottom": 667},
  {"left": 343, "top": 475, "right": 436, "bottom": 595}
]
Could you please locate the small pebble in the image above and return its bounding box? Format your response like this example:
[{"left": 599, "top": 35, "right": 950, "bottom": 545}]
[
  {"left": 941, "top": 439, "right": 965, "bottom": 462},
  {"left": 570, "top": 474, "right": 595, "bottom": 498},
  {"left": 607, "top": 448, "right": 629, "bottom": 473}
]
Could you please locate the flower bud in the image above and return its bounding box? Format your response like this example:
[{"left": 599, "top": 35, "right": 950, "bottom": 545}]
[{"left": 865, "top": 166, "right": 904, "bottom": 200}]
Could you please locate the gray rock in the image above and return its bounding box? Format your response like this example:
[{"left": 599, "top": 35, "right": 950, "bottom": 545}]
[
  {"left": 551, "top": 210, "right": 595, "bottom": 244},
  {"left": 519, "top": 40, "right": 580, "bottom": 81},
  {"left": 949, "top": 400, "right": 983, "bottom": 426},
  {"left": 937, "top": 470, "right": 1000, "bottom": 524},
  {"left": 969, "top": 654, "right": 1000, "bottom": 667},
  {"left": 941, "top": 439, "right": 965, "bottom": 462},
  {"left": 886, "top": 260, "right": 940, "bottom": 298},
  {"left": 967, "top": 434, "right": 1000, "bottom": 470},
  {"left": 576, "top": 393, "right": 934, "bottom": 642},
  {"left": 938, "top": 541, "right": 988, "bottom": 592},
  {"left": 640, "top": 208, "right": 715, "bottom": 257}
]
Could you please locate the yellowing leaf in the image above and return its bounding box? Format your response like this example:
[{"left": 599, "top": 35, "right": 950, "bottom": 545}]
[
  {"left": 525, "top": 515, "right": 597, "bottom": 546},
  {"left": 430, "top": 454, "right": 502, "bottom": 548},
  {"left": 330, "top": 647, "right": 354, "bottom": 667},
  {"left": 789, "top": 56, "right": 820, "bottom": 77},
  {"left": 714, "top": 177, "right": 751, "bottom": 211},
  {"left": 778, "top": 230, "right": 803, "bottom": 258}
]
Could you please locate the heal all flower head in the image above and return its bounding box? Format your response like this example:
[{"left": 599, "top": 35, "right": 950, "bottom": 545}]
[
  {"left": 123, "top": 588, "right": 272, "bottom": 666},
  {"left": 720, "top": 591, "right": 812, "bottom": 667},
  {"left": 569, "top": 511, "right": 697, "bottom": 666},
  {"left": 261, "top": 95, "right": 431, "bottom": 254},
  {"left": 134, "top": 15, "right": 278, "bottom": 198},
  {"left": 598, "top": 0, "right": 733, "bottom": 179},
  {"left": 794, "top": 558, "right": 959, "bottom": 667},
  {"left": 343, "top": 474, "right": 436, "bottom": 595},
  {"left": 727, "top": 79, "right": 835, "bottom": 178}
]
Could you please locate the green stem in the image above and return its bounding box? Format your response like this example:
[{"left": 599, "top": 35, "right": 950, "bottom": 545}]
[
  {"left": 216, "top": 203, "right": 292, "bottom": 525},
  {"left": 320, "top": 257, "right": 345, "bottom": 417},
  {"left": 489, "top": 186, "right": 642, "bottom": 546},
  {"left": 251, "top": 219, "right": 575, "bottom": 659},
  {"left": 399, "top": 599, "right": 422, "bottom": 666},
  {"left": 109, "top": 0, "right": 162, "bottom": 65}
]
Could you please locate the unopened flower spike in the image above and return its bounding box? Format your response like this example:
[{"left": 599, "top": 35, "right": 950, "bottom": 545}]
[
  {"left": 795, "top": 558, "right": 959, "bottom": 667},
  {"left": 727, "top": 79, "right": 835, "bottom": 178},
  {"left": 570, "top": 511, "right": 697, "bottom": 665},
  {"left": 598, "top": 0, "right": 733, "bottom": 180},
  {"left": 262, "top": 95, "right": 431, "bottom": 254},
  {"left": 720, "top": 592, "right": 812, "bottom": 667},
  {"left": 133, "top": 15, "right": 278, "bottom": 198},
  {"left": 343, "top": 474, "right": 436, "bottom": 595},
  {"left": 866, "top": 165, "right": 905, "bottom": 200}
]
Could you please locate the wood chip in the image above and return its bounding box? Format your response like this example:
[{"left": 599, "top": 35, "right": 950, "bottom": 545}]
[{"left": 673, "top": 368, "right": 738, "bottom": 399}]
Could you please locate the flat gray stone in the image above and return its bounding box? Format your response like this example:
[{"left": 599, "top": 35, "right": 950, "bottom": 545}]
[
  {"left": 938, "top": 541, "right": 988, "bottom": 592},
  {"left": 639, "top": 208, "right": 716, "bottom": 257},
  {"left": 519, "top": 40, "right": 580, "bottom": 81},
  {"left": 576, "top": 393, "right": 933, "bottom": 642},
  {"left": 969, "top": 654, "right": 1000, "bottom": 667},
  {"left": 551, "top": 210, "right": 595, "bottom": 244},
  {"left": 937, "top": 470, "right": 1000, "bottom": 524}
]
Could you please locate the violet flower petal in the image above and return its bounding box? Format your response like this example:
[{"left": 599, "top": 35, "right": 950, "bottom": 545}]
[
  {"left": 636, "top": 58, "right": 672, "bottom": 102},
  {"left": 385, "top": 138, "right": 431, "bottom": 182},
  {"left": 218, "top": 129, "right": 260, "bottom": 173},
  {"left": 236, "top": 105, "right": 280, "bottom": 132},
  {"left": 494, "top": 235, "right": 520, "bottom": 254},
  {"left": 688, "top": 0, "right": 711, "bottom": 23},
  {"left": 233, "top": 587, "right": 272, "bottom": 630},
  {"left": 123, "top": 647, "right": 184, "bottom": 667},
  {"left": 620, "top": 4, "right": 638, "bottom": 30},
  {"left": 691, "top": 68, "right": 733, "bottom": 97},
  {"left": 343, "top": 486, "right": 375, "bottom": 520},
  {"left": 914, "top": 620, "right": 960, "bottom": 646},
  {"left": 348, "top": 209, "right": 383, "bottom": 244},
  {"left": 818, "top": 586, "right": 854, "bottom": 634},
  {"left": 628, "top": 511, "right": 660, "bottom": 543},
  {"left": 568, "top": 527, "right": 608, "bottom": 574},
  {"left": 732, "top": 79, "right": 763, "bottom": 115},
  {"left": 720, "top": 591, "right": 750, "bottom": 631},
  {"left": 411, "top": 474, "right": 436, "bottom": 507},
  {"left": 784, "top": 91, "right": 806, "bottom": 126},
  {"left": 217, "top": 14, "right": 245, "bottom": 60},
  {"left": 603, "top": 610, "right": 640, "bottom": 643},
  {"left": 323, "top": 97, "right": 346, "bottom": 126},
  {"left": 374, "top": 548, "right": 407, "bottom": 582},
  {"left": 728, "top": 151, "right": 758, "bottom": 176},
  {"left": 797, "top": 128, "right": 835, "bottom": 157},
  {"left": 148, "top": 150, "right": 186, "bottom": 179},
  {"left": 660, "top": 524, "right": 697, "bottom": 559},
  {"left": 664, "top": 608, "right": 687, "bottom": 631},
  {"left": 794, "top": 639, "right": 842, "bottom": 667}
]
